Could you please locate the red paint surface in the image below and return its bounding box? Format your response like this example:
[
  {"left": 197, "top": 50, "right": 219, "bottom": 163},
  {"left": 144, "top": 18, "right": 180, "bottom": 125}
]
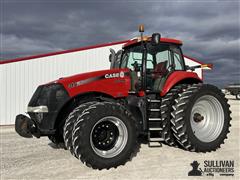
[
  {"left": 123, "top": 38, "right": 182, "bottom": 48},
  {"left": 160, "top": 71, "right": 202, "bottom": 96},
  {"left": 57, "top": 68, "right": 131, "bottom": 98},
  {"left": 55, "top": 68, "right": 202, "bottom": 99},
  {"left": 138, "top": 91, "right": 145, "bottom": 97}
]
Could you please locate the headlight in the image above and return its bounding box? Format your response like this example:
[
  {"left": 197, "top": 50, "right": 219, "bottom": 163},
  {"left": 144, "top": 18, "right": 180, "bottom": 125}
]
[{"left": 27, "top": 106, "right": 48, "bottom": 113}]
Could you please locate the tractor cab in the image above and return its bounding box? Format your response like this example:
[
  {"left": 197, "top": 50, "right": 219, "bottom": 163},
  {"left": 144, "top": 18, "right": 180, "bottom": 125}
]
[{"left": 110, "top": 26, "right": 185, "bottom": 93}]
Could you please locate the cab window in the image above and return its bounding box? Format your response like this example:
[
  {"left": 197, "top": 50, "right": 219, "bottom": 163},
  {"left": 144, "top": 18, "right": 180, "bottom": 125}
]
[
  {"left": 120, "top": 47, "right": 153, "bottom": 70},
  {"left": 172, "top": 47, "right": 184, "bottom": 70},
  {"left": 155, "top": 50, "right": 171, "bottom": 68}
]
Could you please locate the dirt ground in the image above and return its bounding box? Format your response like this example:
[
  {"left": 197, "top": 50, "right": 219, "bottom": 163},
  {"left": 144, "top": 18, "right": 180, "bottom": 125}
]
[{"left": 1, "top": 95, "right": 239, "bottom": 180}]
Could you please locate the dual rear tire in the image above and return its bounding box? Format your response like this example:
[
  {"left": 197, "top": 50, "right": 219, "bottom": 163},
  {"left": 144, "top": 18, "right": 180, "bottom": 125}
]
[{"left": 169, "top": 84, "right": 231, "bottom": 152}]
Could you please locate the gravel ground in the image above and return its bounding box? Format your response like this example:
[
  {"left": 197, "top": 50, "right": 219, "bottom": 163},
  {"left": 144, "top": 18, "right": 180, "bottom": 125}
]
[{"left": 1, "top": 95, "right": 239, "bottom": 180}]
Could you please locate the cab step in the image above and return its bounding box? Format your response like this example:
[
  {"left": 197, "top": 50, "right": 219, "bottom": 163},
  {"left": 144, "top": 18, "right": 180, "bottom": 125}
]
[
  {"left": 147, "top": 99, "right": 161, "bottom": 103},
  {"left": 148, "top": 141, "right": 162, "bottom": 147},
  {"left": 149, "top": 137, "right": 164, "bottom": 141},
  {"left": 149, "top": 118, "right": 162, "bottom": 121},
  {"left": 147, "top": 95, "right": 164, "bottom": 147},
  {"left": 149, "top": 108, "right": 161, "bottom": 112},
  {"left": 149, "top": 127, "right": 162, "bottom": 131}
]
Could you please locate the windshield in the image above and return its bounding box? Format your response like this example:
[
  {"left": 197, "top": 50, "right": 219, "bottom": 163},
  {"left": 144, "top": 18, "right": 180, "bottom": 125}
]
[{"left": 121, "top": 45, "right": 154, "bottom": 71}]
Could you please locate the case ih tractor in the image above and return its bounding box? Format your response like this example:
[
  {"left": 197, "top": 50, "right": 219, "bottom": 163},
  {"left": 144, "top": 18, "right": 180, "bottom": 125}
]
[{"left": 15, "top": 25, "right": 231, "bottom": 170}]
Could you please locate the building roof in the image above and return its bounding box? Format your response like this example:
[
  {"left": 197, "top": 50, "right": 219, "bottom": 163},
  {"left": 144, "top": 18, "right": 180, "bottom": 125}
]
[
  {"left": 0, "top": 40, "right": 129, "bottom": 65},
  {"left": 0, "top": 38, "right": 202, "bottom": 66}
]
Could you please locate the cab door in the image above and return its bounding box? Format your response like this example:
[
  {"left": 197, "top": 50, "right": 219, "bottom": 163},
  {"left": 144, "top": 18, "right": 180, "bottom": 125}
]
[{"left": 145, "top": 44, "right": 172, "bottom": 92}]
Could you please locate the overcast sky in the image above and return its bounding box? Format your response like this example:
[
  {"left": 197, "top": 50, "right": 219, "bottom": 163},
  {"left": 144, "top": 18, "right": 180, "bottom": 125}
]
[{"left": 0, "top": 0, "right": 239, "bottom": 87}]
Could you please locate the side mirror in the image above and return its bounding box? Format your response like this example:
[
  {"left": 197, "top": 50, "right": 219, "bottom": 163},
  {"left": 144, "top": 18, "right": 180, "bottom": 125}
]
[
  {"left": 109, "top": 48, "right": 116, "bottom": 62},
  {"left": 151, "top": 33, "right": 161, "bottom": 46}
]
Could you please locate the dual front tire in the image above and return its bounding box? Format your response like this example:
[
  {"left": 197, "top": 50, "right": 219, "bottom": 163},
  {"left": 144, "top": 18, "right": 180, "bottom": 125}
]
[{"left": 63, "top": 101, "right": 140, "bottom": 170}]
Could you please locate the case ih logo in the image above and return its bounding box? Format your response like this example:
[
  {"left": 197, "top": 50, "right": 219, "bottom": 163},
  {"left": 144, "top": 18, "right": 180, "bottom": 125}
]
[
  {"left": 105, "top": 71, "right": 124, "bottom": 79},
  {"left": 68, "top": 71, "right": 125, "bottom": 88}
]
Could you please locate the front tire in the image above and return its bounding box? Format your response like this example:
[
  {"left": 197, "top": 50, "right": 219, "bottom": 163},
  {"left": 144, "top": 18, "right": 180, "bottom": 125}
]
[
  {"left": 63, "top": 101, "right": 97, "bottom": 155},
  {"left": 48, "top": 135, "right": 66, "bottom": 149},
  {"left": 171, "top": 84, "right": 231, "bottom": 152},
  {"left": 72, "top": 102, "right": 140, "bottom": 169}
]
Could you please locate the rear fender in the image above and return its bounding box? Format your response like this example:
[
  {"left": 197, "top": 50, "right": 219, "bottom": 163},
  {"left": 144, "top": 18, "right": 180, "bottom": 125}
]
[{"left": 161, "top": 71, "right": 202, "bottom": 96}]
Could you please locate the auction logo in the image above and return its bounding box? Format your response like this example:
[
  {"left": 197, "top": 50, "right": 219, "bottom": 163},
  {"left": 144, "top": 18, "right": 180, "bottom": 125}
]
[
  {"left": 188, "top": 161, "right": 203, "bottom": 176},
  {"left": 188, "top": 160, "right": 235, "bottom": 177}
]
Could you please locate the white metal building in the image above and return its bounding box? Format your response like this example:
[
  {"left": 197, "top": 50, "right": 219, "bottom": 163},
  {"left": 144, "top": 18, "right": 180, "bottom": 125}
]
[{"left": 0, "top": 40, "right": 202, "bottom": 125}]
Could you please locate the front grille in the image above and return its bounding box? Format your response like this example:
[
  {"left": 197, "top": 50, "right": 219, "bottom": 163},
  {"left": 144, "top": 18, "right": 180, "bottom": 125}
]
[{"left": 28, "top": 84, "right": 69, "bottom": 112}]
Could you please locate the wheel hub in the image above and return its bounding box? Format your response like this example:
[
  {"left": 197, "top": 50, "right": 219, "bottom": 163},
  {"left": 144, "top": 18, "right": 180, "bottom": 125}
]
[
  {"left": 92, "top": 121, "right": 119, "bottom": 151},
  {"left": 90, "top": 116, "right": 128, "bottom": 158},
  {"left": 193, "top": 113, "right": 204, "bottom": 123},
  {"left": 190, "top": 95, "right": 224, "bottom": 142}
]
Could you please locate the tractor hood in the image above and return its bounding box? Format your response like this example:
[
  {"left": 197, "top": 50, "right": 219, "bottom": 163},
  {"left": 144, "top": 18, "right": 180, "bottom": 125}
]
[{"left": 52, "top": 68, "right": 131, "bottom": 98}]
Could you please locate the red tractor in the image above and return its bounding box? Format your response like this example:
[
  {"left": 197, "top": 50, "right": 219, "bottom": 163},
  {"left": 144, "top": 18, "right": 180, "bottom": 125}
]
[{"left": 15, "top": 25, "right": 231, "bottom": 170}]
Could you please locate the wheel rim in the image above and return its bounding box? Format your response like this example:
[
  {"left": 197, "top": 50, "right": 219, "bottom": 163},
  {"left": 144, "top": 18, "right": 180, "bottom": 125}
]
[
  {"left": 90, "top": 116, "right": 128, "bottom": 158},
  {"left": 237, "top": 94, "right": 240, "bottom": 99},
  {"left": 190, "top": 95, "right": 224, "bottom": 142}
]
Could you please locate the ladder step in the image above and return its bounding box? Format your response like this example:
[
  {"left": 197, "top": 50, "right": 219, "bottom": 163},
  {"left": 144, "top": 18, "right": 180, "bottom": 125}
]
[
  {"left": 149, "top": 118, "right": 162, "bottom": 121},
  {"left": 149, "top": 127, "right": 162, "bottom": 131},
  {"left": 148, "top": 141, "right": 162, "bottom": 147},
  {"left": 149, "top": 109, "right": 160, "bottom": 112},
  {"left": 147, "top": 99, "right": 161, "bottom": 103},
  {"left": 149, "top": 137, "right": 164, "bottom": 141}
]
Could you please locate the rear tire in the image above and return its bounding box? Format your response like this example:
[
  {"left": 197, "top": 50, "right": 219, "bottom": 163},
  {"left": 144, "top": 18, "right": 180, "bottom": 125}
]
[
  {"left": 161, "top": 84, "right": 188, "bottom": 147},
  {"left": 63, "top": 101, "right": 97, "bottom": 155},
  {"left": 171, "top": 84, "right": 231, "bottom": 152},
  {"left": 72, "top": 102, "right": 140, "bottom": 170}
]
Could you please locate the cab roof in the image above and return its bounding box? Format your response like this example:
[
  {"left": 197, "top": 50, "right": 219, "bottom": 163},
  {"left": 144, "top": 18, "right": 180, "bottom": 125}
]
[{"left": 123, "top": 36, "right": 182, "bottom": 48}]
